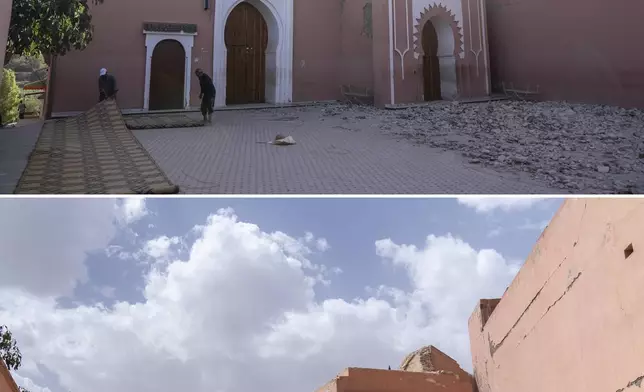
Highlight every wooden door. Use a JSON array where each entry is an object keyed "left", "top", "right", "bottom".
[
  {"left": 149, "top": 39, "right": 186, "bottom": 110},
  {"left": 422, "top": 21, "right": 442, "bottom": 101},
  {"left": 225, "top": 3, "right": 268, "bottom": 105}
]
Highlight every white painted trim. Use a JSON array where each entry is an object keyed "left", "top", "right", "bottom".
[
  {"left": 388, "top": 0, "right": 395, "bottom": 105},
  {"left": 479, "top": 0, "right": 490, "bottom": 95},
  {"left": 393, "top": 0, "right": 411, "bottom": 80},
  {"left": 467, "top": 0, "right": 481, "bottom": 77},
  {"left": 143, "top": 31, "right": 197, "bottom": 110},
  {"left": 212, "top": 0, "right": 293, "bottom": 107},
  {"left": 413, "top": 0, "right": 465, "bottom": 59}
]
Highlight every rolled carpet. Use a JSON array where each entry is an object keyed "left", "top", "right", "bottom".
[{"left": 14, "top": 99, "right": 180, "bottom": 194}]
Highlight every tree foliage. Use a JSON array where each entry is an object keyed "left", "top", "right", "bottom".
[
  {"left": 6, "top": 0, "right": 105, "bottom": 64},
  {"left": 23, "top": 95, "right": 42, "bottom": 116},
  {"left": 1, "top": 326, "right": 30, "bottom": 392},
  {"left": 0, "top": 325, "right": 22, "bottom": 371},
  {"left": 0, "top": 69, "right": 21, "bottom": 124},
  {"left": 6, "top": 55, "right": 47, "bottom": 74}
]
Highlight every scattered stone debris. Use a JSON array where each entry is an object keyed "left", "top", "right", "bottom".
[
  {"left": 312, "top": 100, "right": 644, "bottom": 193},
  {"left": 252, "top": 100, "right": 643, "bottom": 193}
]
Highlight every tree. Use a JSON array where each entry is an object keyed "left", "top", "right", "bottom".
[
  {"left": 0, "top": 325, "right": 22, "bottom": 371},
  {"left": 5, "top": 0, "right": 105, "bottom": 65},
  {"left": 0, "top": 69, "right": 21, "bottom": 124},
  {"left": 1, "top": 326, "right": 31, "bottom": 392}
]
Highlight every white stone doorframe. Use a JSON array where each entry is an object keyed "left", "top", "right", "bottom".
[
  {"left": 213, "top": 0, "right": 293, "bottom": 107},
  {"left": 143, "top": 30, "right": 197, "bottom": 110}
]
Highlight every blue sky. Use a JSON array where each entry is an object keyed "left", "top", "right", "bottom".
[{"left": 0, "top": 197, "right": 561, "bottom": 392}]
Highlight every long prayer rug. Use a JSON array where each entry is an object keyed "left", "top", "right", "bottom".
[{"left": 14, "top": 99, "right": 179, "bottom": 194}]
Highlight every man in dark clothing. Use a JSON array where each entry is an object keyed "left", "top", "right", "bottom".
[
  {"left": 18, "top": 100, "right": 26, "bottom": 119},
  {"left": 195, "top": 68, "right": 216, "bottom": 123},
  {"left": 98, "top": 68, "right": 118, "bottom": 102}
]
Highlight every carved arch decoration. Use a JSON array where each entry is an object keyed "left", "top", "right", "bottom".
[{"left": 412, "top": 3, "right": 464, "bottom": 59}]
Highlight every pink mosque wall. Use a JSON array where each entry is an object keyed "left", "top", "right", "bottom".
[
  {"left": 485, "top": 0, "right": 644, "bottom": 108},
  {"left": 469, "top": 199, "right": 644, "bottom": 392}
]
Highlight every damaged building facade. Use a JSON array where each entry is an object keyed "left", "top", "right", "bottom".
[
  {"left": 7, "top": 0, "right": 642, "bottom": 114},
  {"left": 47, "top": 0, "right": 491, "bottom": 115},
  {"left": 469, "top": 198, "right": 644, "bottom": 392},
  {"left": 318, "top": 198, "right": 644, "bottom": 392},
  {"left": 316, "top": 345, "right": 475, "bottom": 392}
]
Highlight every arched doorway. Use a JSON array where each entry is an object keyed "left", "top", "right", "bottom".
[
  {"left": 149, "top": 39, "right": 186, "bottom": 110},
  {"left": 422, "top": 21, "right": 441, "bottom": 101},
  {"left": 224, "top": 2, "right": 268, "bottom": 105}
]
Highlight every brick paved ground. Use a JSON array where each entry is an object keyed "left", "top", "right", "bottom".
[
  {"left": 0, "top": 120, "right": 41, "bottom": 194},
  {"left": 133, "top": 105, "right": 563, "bottom": 194}
]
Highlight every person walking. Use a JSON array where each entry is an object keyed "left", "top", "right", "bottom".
[
  {"left": 18, "top": 100, "right": 26, "bottom": 120},
  {"left": 195, "top": 68, "right": 216, "bottom": 123},
  {"left": 98, "top": 68, "right": 118, "bottom": 102}
]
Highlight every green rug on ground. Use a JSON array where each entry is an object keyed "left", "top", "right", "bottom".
[
  {"left": 14, "top": 99, "right": 180, "bottom": 194},
  {"left": 124, "top": 112, "right": 204, "bottom": 130}
]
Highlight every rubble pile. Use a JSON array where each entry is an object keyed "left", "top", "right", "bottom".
[{"left": 324, "top": 101, "right": 644, "bottom": 193}]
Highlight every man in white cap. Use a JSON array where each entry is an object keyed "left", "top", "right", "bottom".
[{"left": 98, "top": 68, "right": 118, "bottom": 102}]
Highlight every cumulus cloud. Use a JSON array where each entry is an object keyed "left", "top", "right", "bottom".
[
  {"left": 303, "top": 232, "right": 330, "bottom": 252},
  {"left": 0, "top": 207, "right": 518, "bottom": 392},
  {"left": 143, "top": 236, "right": 183, "bottom": 261},
  {"left": 457, "top": 197, "right": 546, "bottom": 213},
  {"left": 116, "top": 198, "right": 149, "bottom": 225}
]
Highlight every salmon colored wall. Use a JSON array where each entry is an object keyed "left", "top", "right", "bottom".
[
  {"left": 370, "top": 0, "right": 392, "bottom": 107},
  {"left": 486, "top": 0, "right": 644, "bottom": 108},
  {"left": 469, "top": 199, "right": 644, "bottom": 392},
  {"left": 427, "top": 346, "right": 472, "bottom": 380},
  {"left": 318, "top": 367, "right": 473, "bottom": 392},
  {"left": 339, "top": 0, "right": 375, "bottom": 101},
  {"left": 51, "top": 0, "right": 214, "bottom": 112},
  {"left": 292, "top": 0, "right": 342, "bottom": 102},
  {"left": 0, "top": 362, "right": 19, "bottom": 392}
]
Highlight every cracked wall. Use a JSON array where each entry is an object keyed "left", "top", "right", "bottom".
[{"left": 469, "top": 199, "right": 644, "bottom": 392}]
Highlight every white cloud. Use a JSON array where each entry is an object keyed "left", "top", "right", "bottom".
[
  {"left": 12, "top": 373, "right": 53, "bottom": 392},
  {"left": 457, "top": 197, "right": 545, "bottom": 213},
  {"left": 116, "top": 198, "right": 149, "bottom": 225},
  {"left": 303, "top": 232, "right": 330, "bottom": 252},
  {"left": 0, "top": 199, "right": 120, "bottom": 297},
  {"left": 143, "top": 236, "right": 182, "bottom": 261},
  {"left": 0, "top": 209, "right": 517, "bottom": 392},
  {"left": 316, "top": 238, "right": 330, "bottom": 252}
]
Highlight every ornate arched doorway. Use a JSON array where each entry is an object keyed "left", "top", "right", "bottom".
[
  {"left": 224, "top": 2, "right": 269, "bottom": 105},
  {"left": 422, "top": 21, "right": 441, "bottom": 101},
  {"left": 149, "top": 39, "right": 186, "bottom": 110}
]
